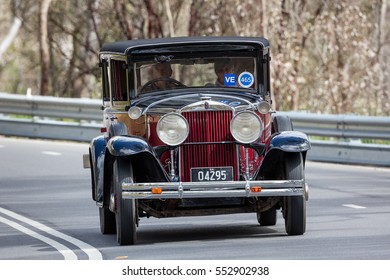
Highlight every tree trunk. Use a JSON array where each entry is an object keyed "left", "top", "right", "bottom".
[
  {"left": 261, "top": 0, "right": 267, "bottom": 37},
  {"left": 164, "top": 0, "right": 175, "bottom": 37},
  {"left": 144, "top": 0, "right": 164, "bottom": 38},
  {"left": 175, "top": 0, "right": 192, "bottom": 36},
  {"left": 0, "top": 17, "right": 22, "bottom": 61},
  {"left": 114, "top": 0, "right": 132, "bottom": 39},
  {"left": 377, "top": 0, "right": 388, "bottom": 115},
  {"left": 39, "top": 0, "right": 52, "bottom": 96}
]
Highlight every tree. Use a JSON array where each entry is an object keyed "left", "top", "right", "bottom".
[{"left": 303, "top": 2, "right": 377, "bottom": 114}]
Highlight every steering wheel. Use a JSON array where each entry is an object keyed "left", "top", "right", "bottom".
[{"left": 140, "top": 78, "right": 186, "bottom": 93}]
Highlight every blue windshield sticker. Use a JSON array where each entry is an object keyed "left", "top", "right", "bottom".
[
  {"left": 224, "top": 74, "right": 236, "bottom": 87},
  {"left": 238, "top": 72, "right": 254, "bottom": 88}
]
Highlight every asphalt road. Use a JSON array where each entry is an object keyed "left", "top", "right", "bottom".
[{"left": 0, "top": 136, "right": 389, "bottom": 260}]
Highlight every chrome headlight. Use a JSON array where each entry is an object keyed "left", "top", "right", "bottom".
[
  {"left": 128, "top": 106, "right": 142, "bottom": 120},
  {"left": 157, "top": 113, "right": 189, "bottom": 146},
  {"left": 257, "top": 101, "right": 271, "bottom": 114},
  {"left": 230, "top": 111, "right": 262, "bottom": 143}
]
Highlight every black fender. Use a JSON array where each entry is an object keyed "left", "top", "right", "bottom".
[
  {"left": 102, "top": 135, "right": 169, "bottom": 208},
  {"left": 89, "top": 135, "right": 106, "bottom": 204},
  {"left": 256, "top": 131, "right": 310, "bottom": 180},
  {"left": 269, "top": 131, "right": 310, "bottom": 152},
  {"left": 106, "top": 135, "right": 153, "bottom": 157}
]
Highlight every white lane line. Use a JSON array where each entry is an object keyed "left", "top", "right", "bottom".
[
  {"left": 0, "top": 207, "right": 102, "bottom": 260},
  {"left": 343, "top": 204, "right": 367, "bottom": 209},
  {"left": 42, "top": 151, "right": 62, "bottom": 156},
  {"left": 0, "top": 216, "right": 77, "bottom": 260}
]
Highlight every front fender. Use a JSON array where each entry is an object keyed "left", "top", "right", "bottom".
[
  {"left": 269, "top": 131, "right": 311, "bottom": 152},
  {"left": 255, "top": 131, "right": 310, "bottom": 180},
  {"left": 89, "top": 135, "right": 106, "bottom": 203},
  {"left": 105, "top": 135, "right": 168, "bottom": 182},
  {"left": 107, "top": 135, "right": 154, "bottom": 157},
  {"left": 102, "top": 136, "right": 169, "bottom": 208}
]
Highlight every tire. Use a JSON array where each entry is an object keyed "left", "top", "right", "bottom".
[
  {"left": 284, "top": 153, "right": 306, "bottom": 235},
  {"left": 99, "top": 207, "right": 116, "bottom": 234},
  {"left": 114, "top": 158, "right": 137, "bottom": 245},
  {"left": 257, "top": 209, "right": 277, "bottom": 226}
]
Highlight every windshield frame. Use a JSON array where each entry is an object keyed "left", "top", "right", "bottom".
[{"left": 128, "top": 48, "right": 263, "bottom": 99}]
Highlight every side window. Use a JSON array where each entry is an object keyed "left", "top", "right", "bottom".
[
  {"left": 111, "top": 60, "right": 128, "bottom": 102},
  {"left": 101, "top": 59, "right": 110, "bottom": 103}
]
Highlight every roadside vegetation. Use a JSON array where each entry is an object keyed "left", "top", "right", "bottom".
[{"left": 0, "top": 0, "right": 389, "bottom": 116}]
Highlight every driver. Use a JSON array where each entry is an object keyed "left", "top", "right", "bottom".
[
  {"left": 214, "top": 58, "right": 235, "bottom": 86},
  {"left": 143, "top": 63, "right": 174, "bottom": 91},
  {"left": 150, "top": 63, "right": 172, "bottom": 81}
]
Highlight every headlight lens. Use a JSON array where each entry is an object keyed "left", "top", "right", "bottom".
[
  {"left": 230, "top": 111, "right": 262, "bottom": 143},
  {"left": 257, "top": 101, "right": 271, "bottom": 114},
  {"left": 128, "top": 106, "right": 142, "bottom": 120},
  {"left": 157, "top": 113, "right": 189, "bottom": 146}
]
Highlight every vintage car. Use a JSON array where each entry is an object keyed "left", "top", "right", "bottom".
[{"left": 84, "top": 36, "right": 310, "bottom": 245}]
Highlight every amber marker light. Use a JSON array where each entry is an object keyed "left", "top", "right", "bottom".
[
  {"left": 151, "top": 187, "right": 163, "bottom": 194},
  {"left": 250, "top": 186, "right": 262, "bottom": 193}
]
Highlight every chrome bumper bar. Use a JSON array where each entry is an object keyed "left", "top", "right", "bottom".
[{"left": 121, "top": 179, "right": 307, "bottom": 199}]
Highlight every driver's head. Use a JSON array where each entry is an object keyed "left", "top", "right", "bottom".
[
  {"left": 150, "top": 63, "right": 172, "bottom": 79},
  {"left": 214, "top": 58, "right": 234, "bottom": 84}
]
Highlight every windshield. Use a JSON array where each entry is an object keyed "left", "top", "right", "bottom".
[{"left": 134, "top": 57, "right": 257, "bottom": 96}]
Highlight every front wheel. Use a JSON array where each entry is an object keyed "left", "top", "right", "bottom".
[
  {"left": 284, "top": 153, "right": 306, "bottom": 235},
  {"left": 114, "top": 158, "right": 137, "bottom": 245}
]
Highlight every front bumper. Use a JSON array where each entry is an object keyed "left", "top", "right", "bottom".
[{"left": 121, "top": 179, "right": 308, "bottom": 199}]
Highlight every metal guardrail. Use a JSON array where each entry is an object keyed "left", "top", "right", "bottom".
[
  {"left": 277, "top": 111, "right": 390, "bottom": 140},
  {"left": 0, "top": 92, "right": 102, "bottom": 120},
  {"left": 0, "top": 92, "right": 102, "bottom": 142},
  {"left": 1, "top": 92, "right": 389, "bottom": 167}
]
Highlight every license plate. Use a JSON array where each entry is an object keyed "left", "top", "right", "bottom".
[{"left": 190, "top": 167, "right": 233, "bottom": 182}]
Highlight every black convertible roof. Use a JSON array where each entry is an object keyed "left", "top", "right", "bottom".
[{"left": 100, "top": 36, "right": 269, "bottom": 55}]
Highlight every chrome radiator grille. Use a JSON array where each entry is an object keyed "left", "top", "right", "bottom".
[{"left": 180, "top": 111, "right": 238, "bottom": 182}]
